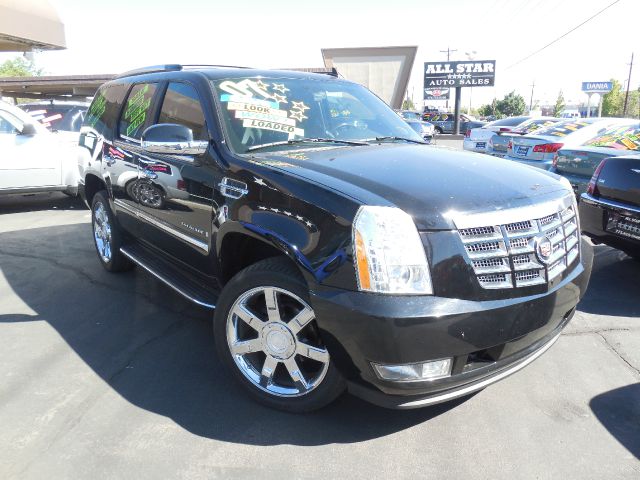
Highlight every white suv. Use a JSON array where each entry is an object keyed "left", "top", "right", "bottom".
[{"left": 0, "top": 100, "right": 80, "bottom": 197}]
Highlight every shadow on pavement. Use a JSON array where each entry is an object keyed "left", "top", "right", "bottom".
[
  {"left": 590, "top": 383, "right": 640, "bottom": 459},
  {"left": 0, "top": 223, "right": 465, "bottom": 445},
  {"left": 577, "top": 245, "right": 640, "bottom": 318},
  {"left": 0, "top": 192, "right": 85, "bottom": 214}
]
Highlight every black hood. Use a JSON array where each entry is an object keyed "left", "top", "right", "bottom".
[{"left": 255, "top": 144, "right": 571, "bottom": 230}]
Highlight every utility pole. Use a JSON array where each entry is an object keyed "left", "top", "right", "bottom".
[
  {"left": 623, "top": 52, "right": 634, "bottom": 116},
  {"left": 439, "top": 47, "right": 457, "bottom": 110},
  {"left": 529, "top": 80, "right": 535, "bottom": 113}
]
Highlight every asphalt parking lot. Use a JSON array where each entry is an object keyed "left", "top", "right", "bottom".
[{"left": 1, "top": 193, "right": 638, "bottom": 480}]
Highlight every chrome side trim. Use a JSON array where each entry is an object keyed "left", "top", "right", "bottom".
[
  {"left": 120, "top": 247, "right": 216, "bottom": 309},
  {"left": 114, "top": 199, "right": 209, "bottom": 252},
  {"left": 581, "top": 192, "right": 640, "bottom": 214},
  {"left": 451, "top": 195, "right": 573, "bottom": 230},
  {"left": 396, "top": 331, "right": 562, "bottom": 409}
]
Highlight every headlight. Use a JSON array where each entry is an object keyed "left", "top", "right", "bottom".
[{"left": 353, "top": 206, "right": 433, "bottom": 294}]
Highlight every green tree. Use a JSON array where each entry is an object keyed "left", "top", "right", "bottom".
[
  {"left": 0, "top": 57, "right": 42, "bottom": 77},
  {"left": 553, "top": 90, "right": 565, "bottom": 117},
  {"left": 601, "top": 79, "right": 624, "bottom": 117},
  {"left": 495, "top": 91, "right": 526, "bottom": 117},
  {"left": 402, "top": 98, "right": 416, "bottom": 110}
]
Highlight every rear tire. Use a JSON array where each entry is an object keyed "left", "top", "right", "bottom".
[
  {"left": 91, "top": 190, "right": 133, "bottom": 272},
  {"left": 214, "top": 257, "right": 346, "bottom": 412}
]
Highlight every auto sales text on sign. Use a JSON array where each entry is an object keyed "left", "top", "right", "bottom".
[{"left": 424, "top": 61, "right": 496, "bottom": 89}]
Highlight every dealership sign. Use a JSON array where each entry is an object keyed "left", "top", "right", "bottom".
[
  {"left": 581, "top": 81, "right": 613, "bottom": 93},
  {"left": 424, "top": 60, "right": 496, "bottom": 91},
  {"left": 424, "top": 88, "right": 450, "bottom": 101}
]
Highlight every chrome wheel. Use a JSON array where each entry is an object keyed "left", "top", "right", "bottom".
[
  {"left": 135, "top": 181, "right": 163, "bottom": 208},
  {"left": 226, "top": 286, "right": 330, "bottom": 397},
  {"left": 93, "top": 201, "right": 112, "bottom": 263}
]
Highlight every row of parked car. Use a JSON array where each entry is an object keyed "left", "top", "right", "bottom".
[{"left": 462, "top": 114, "right": 640, "bottom": 259}]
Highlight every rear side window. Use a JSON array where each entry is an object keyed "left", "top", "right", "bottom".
[
  {"left": 534, "top": 120, "right": 593, "bottom": 137},
  {"left": 119, "top": 83, "right": 158, "bottom": 140},
  {"left": 157, "top": 82, "right": 207, "bottom": 140},
  {"left": 583, "top": 124, "right": 640, "bottom": 150},
  {"left": 85, "top": 83, "right": 129, "bottom": 138},
  {"left": 488, "top": 116, "right": 528, "bottom": 127}
]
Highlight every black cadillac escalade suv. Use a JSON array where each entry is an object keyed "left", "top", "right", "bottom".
[{"left": 78, "top": 65, "right": 593, "bottom": 412}]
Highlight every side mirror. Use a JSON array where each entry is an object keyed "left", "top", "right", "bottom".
[
  {"left": 20, "top": 123, "right": 38, "bottom": 136},
  {"left": 141, "top": 123, "right": 208, "bottom": 156}
]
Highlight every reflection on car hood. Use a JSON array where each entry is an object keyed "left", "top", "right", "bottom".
[{"left": 256, "top": 143, "right": 570, "bottom": 230}]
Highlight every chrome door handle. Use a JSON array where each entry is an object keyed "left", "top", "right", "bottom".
[
  {"left": 141, "top": 169, "right": 158, "bottom": 180},
  {"left": 104, "top": 156, "right": 116, "bottom": 166}
]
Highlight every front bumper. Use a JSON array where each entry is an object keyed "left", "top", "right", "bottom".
[
  {"left": 310, "top": 243, "right": 592, "bottom": 409},
  {"left": 580, "top": 192, "right": 640, "bottom": 254}
]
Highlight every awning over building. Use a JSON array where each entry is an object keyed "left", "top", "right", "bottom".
[
  {"left": 0, "top": 0, "right": 66, "bottom": 51},
  {"left": 0, "top": 74, "right": 113, "bottom": 100},
  {"left": 322, "top": 46, "right": 417, "bottom": 109}
]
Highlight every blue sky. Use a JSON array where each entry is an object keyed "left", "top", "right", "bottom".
[{"left": 2, "top": 0, "right": 638, "bottom": 108}]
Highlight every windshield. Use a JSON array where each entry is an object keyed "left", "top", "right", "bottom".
[
  {"left": 515, "top": 118, "right": 560, "bottom": 134},
  {"left": 583, "top": 123, "right": 640, "bottom": 150},
  {"left": 210, "top": 76, "right": 422, "bottom": 154},
  {"left": 532, "top": 119, "right": 595, "bottom": 137}
]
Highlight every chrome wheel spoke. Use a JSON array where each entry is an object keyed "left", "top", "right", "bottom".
[
  {"left": 289, "top": 307, "right": 314, "bottom": 334},
  {"left": 260, "top": 355, "right": 278, "bottom": 387},
  {"left": 233, "top": 304, "right": 265, "bottom": 331},
  {"left": 296, "top": 342, "right": 330, "bottom": 364},
  {"left": 264, "top": 287, "right": 281, "bottom": 322},
  {"left": 284, "top": 358, "right": 309, "bottom": 392},
  {"left": 230, "top": 338, "right": 262, "bottom": 356}
]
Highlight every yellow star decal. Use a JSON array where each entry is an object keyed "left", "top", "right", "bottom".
[
  {"left": 290, "top": 110, "right": 308, "bottom": 122},
  {"left": 272, "top": 83, "right": 289, "bottom": 94},
  {"left": 271, "top": 93, "right": 287, "bottom": 104},
  {"left": 255, "top": 79, "right": 269, "bottom": 91},
  {"left": 291, "top": 101, "right": 310, "bottom": 113}
]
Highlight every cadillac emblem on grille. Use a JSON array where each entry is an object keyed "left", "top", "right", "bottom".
[
  {"left": 535, "top": 236, "right": 553, "bottom": 264},
  {"left": 453, "top": 196, "right": 581, "bottom": 290}
]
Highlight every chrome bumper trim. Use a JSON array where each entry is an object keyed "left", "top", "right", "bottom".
[{"left": 395, "top": 331, "right": 562, "bottom": 409}]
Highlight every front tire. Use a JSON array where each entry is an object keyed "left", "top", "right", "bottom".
[
  {"left": 214, "top": 257, "right": 346, "bottom": 412},
  {"left": 91, "top": 190, "right": 133, "bottom": 272}
]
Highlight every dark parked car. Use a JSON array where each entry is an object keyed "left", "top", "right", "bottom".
[
  {"left": 426, "top": 113, "right": 484, "bottom": 134},
  {"left": 579, "top": 154, "right": 640, "bottom": 260},
  {"left": 78, "top": 64, "right": 592, "bottom": 412},
  {"left": 553, "top": 122, "right": 640, "bottom": 196}
]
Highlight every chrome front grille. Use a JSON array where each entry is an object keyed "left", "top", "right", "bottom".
[{"left": 455, "top": 196, "right": 581, "bottom": 290}]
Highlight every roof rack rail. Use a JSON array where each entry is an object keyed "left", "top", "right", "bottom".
[
  {"left": 181, "top": 64, "right": 251, "bottom": 70},
  {"left": 115, "top": 64, "right": 182, "bottom": 79}
]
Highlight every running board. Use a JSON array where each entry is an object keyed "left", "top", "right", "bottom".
[{"left": 120, "top": 244, "right": 217, "bottom": 309}]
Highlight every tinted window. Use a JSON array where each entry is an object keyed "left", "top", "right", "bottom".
[
  {"left": 85, "top": 83, "right": 129, "bottom": 138},
  {"left": 583, "top": 123, "right": 640, "bottom": 150},
  {"left": 516, "top": 118, "right": 559, "bottom": 134},
  {"left": 157, "top": 82, "right": 207, "bottom": 140},
  {"left": 487, "top": 116, "right": 529, "bottom": 127},
  {"left": 22, "top": 105, "right": 87, "bottom": 132},
  {"left": 119, "top": 83, "right": 158, "bottom": 140},
  {"left": 0, "top": 110, "right": 23, "bottom": 133}
]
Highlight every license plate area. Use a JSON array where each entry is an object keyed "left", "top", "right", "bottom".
[
  {"left": 515, "top": 145, "right": 529, "bottom": 156},
  {"left": 606, "top": 212, "right": 640, "bottom": 241},
  {"left": 475, "top": 142, "right": 486, "bottom": 149}
]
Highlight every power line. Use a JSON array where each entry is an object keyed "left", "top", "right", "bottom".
[{"left": 506, "top": 0, "right": 622, "bottom": 70}]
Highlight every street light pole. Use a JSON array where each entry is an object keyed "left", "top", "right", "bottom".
[{"left": 439, "top": 47, "right": 457, "bottom": 110}]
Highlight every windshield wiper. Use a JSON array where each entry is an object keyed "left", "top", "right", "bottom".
[
  {"left": 363, "top": 136, "right": 427, "bottom": 145},
  {"left": 246, "top": 137, "right": 368, "bottom": 152}
]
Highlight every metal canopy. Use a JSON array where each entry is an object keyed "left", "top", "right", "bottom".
[
  {"left": 0, "top": 74, "right": 114, "bottom": 100},
  {"left": 322, "top": 46, "right": 418, "bottom": 109},
  {"left": 0, "top": 0, "right": 66, "bottom": 51}
]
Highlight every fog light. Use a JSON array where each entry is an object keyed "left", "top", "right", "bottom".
[{"left": 372, "top": 358, "right": 452, "bottom": 382}]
